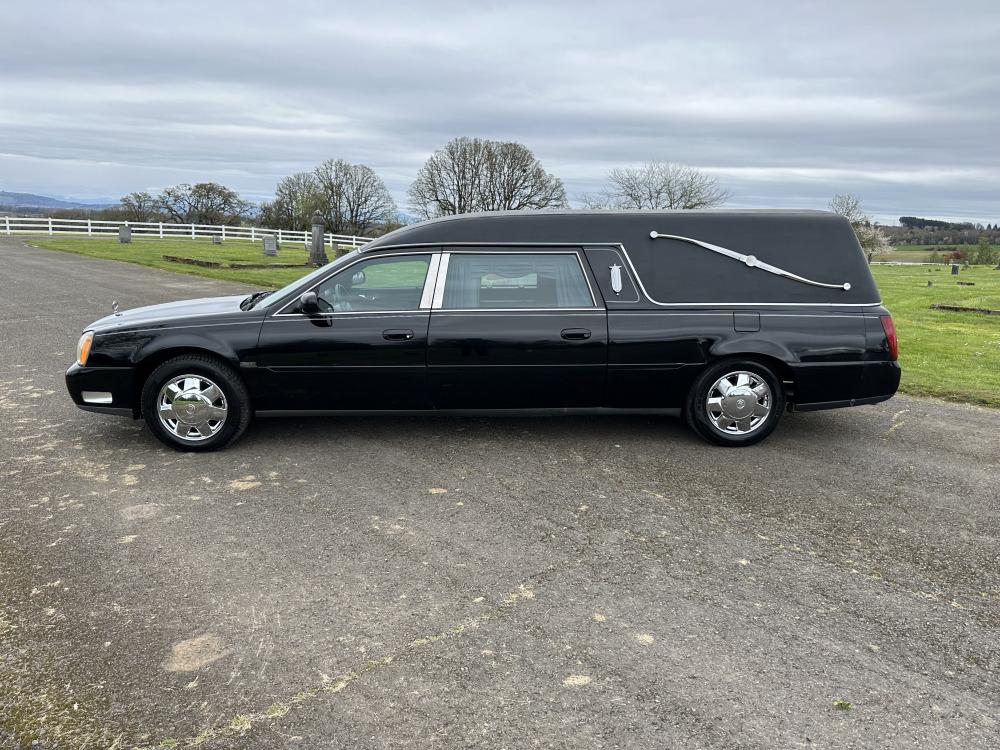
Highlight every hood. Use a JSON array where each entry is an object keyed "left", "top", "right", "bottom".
[{"left": 88, "top": 295, "right": 251, "bottom": 332}]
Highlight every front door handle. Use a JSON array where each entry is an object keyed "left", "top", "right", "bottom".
[
  {"left": 561, "top": 328, "right": 592, "bottom": 340},
  {"left": 382, "top": 329, "right": 415, "bottom": 341}
]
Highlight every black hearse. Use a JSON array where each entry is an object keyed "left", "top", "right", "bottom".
[{"left": 66, "top": 210, "right": 900, "bottom": 450}]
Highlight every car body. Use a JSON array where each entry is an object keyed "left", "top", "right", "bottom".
[{"left": 66, "top": 209, "right": 901, "bottom": 450}]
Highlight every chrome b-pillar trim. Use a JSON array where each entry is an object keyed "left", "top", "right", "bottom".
[
  {"left": 419, "top": 253, "right": 441, "bottom": 309},
  {"left": 649, "top": 231, "right": 851, "bottom": 291}
]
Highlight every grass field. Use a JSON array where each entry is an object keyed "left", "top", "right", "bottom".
[
  {"left": 23, "top": 236, "right": 1000, "bottom": 408},
  {"left": 884, "top": 244, "right": 1000, "bottom": 263},
  {"left": 871, "top": 264, "right": 1000, "bottom": 408},
  {"left": 27, "top": 236, "right": 347, "bottom": 288}
]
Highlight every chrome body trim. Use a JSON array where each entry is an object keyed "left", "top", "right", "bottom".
[
  {"left": 419, "top": 253, "right": 441, "bottom": 309},
  {"left": 431, "top": 252, "right": 450, "bottom": 309},
  {"left": 360, "top": 241, "right": 882, "bottom": 307},
  {"left": 255, "top": 407, "right": 683, "bottom": 417},
  {"left": 430, "top": 249, "right": 600, "bottom": 311},
  {"left": 81, "top": 390, "right": 113, "bottom": 404},
  {"left": 649, "top": 231, "right": 852, "bottom": 291}
]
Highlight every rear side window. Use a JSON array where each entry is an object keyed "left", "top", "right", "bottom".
[{"left": 441, "top": 253, "right": 593, "bottom": 309}]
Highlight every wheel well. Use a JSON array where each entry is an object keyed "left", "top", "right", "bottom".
[
  {"left": 712, "top": 353, "right": 797, "bottom": 402},
  {"left": 132, "top": 348, "right": 236, "bottom": 415}
]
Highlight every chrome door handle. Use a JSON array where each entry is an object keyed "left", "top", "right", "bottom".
[
  {"left": 382, "top": 329, "right": 414, "bottom": 341},
  {"left": 561, "top": 328, "right": 592, "bottom": 340}
]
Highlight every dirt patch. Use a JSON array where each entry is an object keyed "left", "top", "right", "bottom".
[{"left": 161, "top": 634, "right": 232, "bottom": 672}]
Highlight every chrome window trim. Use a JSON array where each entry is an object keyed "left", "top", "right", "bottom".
[
  {"left": 272, "top": 251, "right": 439, "bottom": 318},
  {"left": 419, "top": 253, "right": 441, "bottom": 309},
  {"left": 431, "top": 252, "right": 450, "bottom": 309},
  {"left": 431, "top": 248, "right": 600, "bottom": 311},
  {"left": 266, "top": 312, "right": 430, "bottom": 322},
  {"left": 362, "top": 241, "right": 883, "bottom": 308},
  {"left": 432, "top": 309, "right": 606, "bottom": 314}
]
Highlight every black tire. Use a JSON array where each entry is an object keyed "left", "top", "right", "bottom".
[
  {"left": 684, "top": 358, "right": 785, "bottom": 447},
  {"left": 140, "top": 354, "right": 252, "bottom": 452}
]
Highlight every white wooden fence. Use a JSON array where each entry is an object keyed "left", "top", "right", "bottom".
[{"left": 1, "top": 216, "right": 373, "bottom": 249}]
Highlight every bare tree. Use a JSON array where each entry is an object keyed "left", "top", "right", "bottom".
[
  {"left": 408, "top": 137, "right": 567, "bottom": 219},
  {"left": 829, "top": 193, "right": 890, "bottom": 263},
  {"left": 156, "top": 183, "right": 253, "bottom": 225},
  {"left": 582, "top": 162, "right": 729, "bottom": 210},
  {"left": 259, "top": 172, "right": 324, "bottom": 231},
  {"left": 312, "top": 159, "right": 396, "bottom": 235},
  {"left": 119, "top": 191, "right": 159, "bottom": 222}
]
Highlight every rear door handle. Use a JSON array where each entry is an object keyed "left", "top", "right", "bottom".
[
  {"left": 561, "top": 328, "right": 592, "bottom": 340},
  {"left": 382, "top": 329, "right": 414, "bottom": 341}
]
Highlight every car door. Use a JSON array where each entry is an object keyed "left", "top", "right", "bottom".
[
  {"left": 254, "top": 252, "right": 438, "bottom": 412},
  {"left": 584, "top": 245, "right": 707, "bottom": 408},
  {"left": 427, "top": 249, "right": 608, "bottom": 409}
]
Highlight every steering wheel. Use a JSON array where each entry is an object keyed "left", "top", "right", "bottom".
[{"left": 332, "top": 283, "right": 353, "bottom": 312}]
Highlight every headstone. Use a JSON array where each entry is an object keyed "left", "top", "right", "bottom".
[
  {"left": 309, "top": 211, "right": 329, "bottom": 266},
  {"left": 212, "top": 235, "right": 223, "bottom": 245},
  {"left": 262, "top": 235, "right": 278, "bottom": 257},
  {"left": 950, "top": 264, "right": 959, "bottom": 275},
  {"left": 118, "top": 226, "right": 131, "bottom": 244}
]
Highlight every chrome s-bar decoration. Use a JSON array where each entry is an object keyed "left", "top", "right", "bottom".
[{"left": 649, "top": 231, "right": 851, "bottom": 291}]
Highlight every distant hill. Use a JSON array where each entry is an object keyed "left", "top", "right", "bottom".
[{"left": 0, "top": 191, "right": 115, "bottom": 209}]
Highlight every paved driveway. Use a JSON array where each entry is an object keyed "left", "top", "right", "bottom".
[{"left": 1, "top": 237, "right": 998, "bottom": 749}]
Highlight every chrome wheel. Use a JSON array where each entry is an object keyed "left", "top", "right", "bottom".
[
  {"left": 705, "top": 370, "right": 771, "bottom": 436},
  {"left": 157, "top": 374, "right": 228, "bottom": 442}
]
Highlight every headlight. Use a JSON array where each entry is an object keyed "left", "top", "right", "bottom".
[{"left": 76, "top": 331, "right": 94, "bottom": 366}]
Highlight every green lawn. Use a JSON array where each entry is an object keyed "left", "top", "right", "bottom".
[
  {"left": 871, "top": 264, "right": 1000, "bottom": 408},
  {"left": 886, "top": 244, "right": 1000, "bottom": 263},
  {"left": 27, "top": 236, "right": 344, "bottom": 288},
  {"left": 22, "top": 236, "right": 1000, "bottom": 408}
]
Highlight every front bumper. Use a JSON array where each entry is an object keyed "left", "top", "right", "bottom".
[{"left": 65, "top": 364, "right": 137, "bottom": 417}]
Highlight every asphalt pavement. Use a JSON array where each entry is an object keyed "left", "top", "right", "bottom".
[{"left": 1, "top": 237, "right": 998, "bottom": 749}]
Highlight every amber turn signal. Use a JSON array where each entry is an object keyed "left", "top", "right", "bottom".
[{"left": 76, "top": 331, "right": 94, "bottom": 366}]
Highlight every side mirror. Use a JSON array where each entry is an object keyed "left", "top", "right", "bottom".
[
  {"left": 351, "top": 270, "right": 366, "bottom": 286},
  {"left": 299, "top": 291, "right": 320, "bottom": 314}
]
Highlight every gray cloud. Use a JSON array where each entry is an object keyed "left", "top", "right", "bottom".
[{"left": 1, "top": 0, "right": 998, "bottom": 223}]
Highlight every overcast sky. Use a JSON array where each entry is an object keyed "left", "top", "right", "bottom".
[{"left": 2, "top": 0, "right": 997, "bottom": 224}]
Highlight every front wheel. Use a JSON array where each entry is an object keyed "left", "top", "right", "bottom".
[
  {"left": 140, "top": 355, "right": 252, "bottom": 451},
  {"left": 685, "top": 359, "right": 785, "bottom": 447}
]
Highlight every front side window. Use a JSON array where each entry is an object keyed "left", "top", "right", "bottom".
[
  {"left": 315, "top": 254, "right": 432, "bottom": 312},
  {"left": 441, "top": 253, "right": 593, "bottom": 309}
]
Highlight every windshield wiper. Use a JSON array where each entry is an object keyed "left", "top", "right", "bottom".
[{"left": 241, "top": 291, "right": 272, "bottom": 310}]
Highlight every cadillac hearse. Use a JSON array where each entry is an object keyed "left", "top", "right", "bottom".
[{"left": 66, "top": 210, "right": 901, "bottom": 450}]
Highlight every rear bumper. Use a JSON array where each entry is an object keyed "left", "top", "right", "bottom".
[
  {"left": 792, "top": 360, "right": 901, "bottom": 411},
  {"left": 65, "top": 364, "right": 137, "bottom": 417},
  {"left": 792, "top": 393, "right": 895, "bottom": 412}
]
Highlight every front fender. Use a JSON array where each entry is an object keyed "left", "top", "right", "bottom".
[{"left": 88, "top": 317, "right": 264, "bottom": 369}]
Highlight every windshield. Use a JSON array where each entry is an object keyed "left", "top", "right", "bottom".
[{"left": 251, "top": 249, "right": 364, "bottom": 309}]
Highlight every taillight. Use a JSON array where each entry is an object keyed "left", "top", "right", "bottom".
[{"left": 880, "top": 315, "right": 898, "bottom": 361}]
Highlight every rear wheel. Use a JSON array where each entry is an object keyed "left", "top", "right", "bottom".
[
  {"left": 140, "top": 355, "right": 251, "bottom": 451},
  {"left": 685, "top": 359, "right": 785, "bottom": 447}
]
